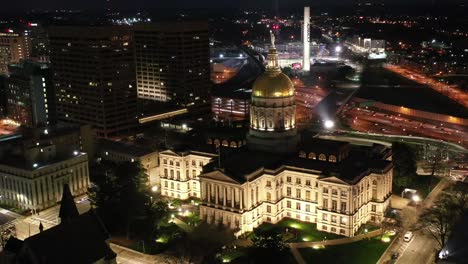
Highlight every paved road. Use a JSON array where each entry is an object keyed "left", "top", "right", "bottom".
[
  {"left": 111, "top": 243, "right": 178, "bottom": 264},
  {"left": 379, "top": 179, "right": 451, "bottom": 264},
  {"left": 396, "top": 231, "right": 437, "bottom": 264}
]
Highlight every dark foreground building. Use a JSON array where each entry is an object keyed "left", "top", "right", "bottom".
[{"left": 0, "top": 185, "right": 116, "bottom": 264}]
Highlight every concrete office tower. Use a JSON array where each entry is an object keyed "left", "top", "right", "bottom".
[
  {"left": 303, "top": 7, "right": 311, "bottom": 72},
  {"left": 48, "top": 26, "right": 137, "bottom": 138},
  {"left": 5, "top": 60, "right": 56, "bottom": 127},
  {"left": 133, "top": 21, "right": 210, "bottom": 106}
]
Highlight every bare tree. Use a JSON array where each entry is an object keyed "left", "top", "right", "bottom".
[
  {"left": 444, "top": 183, "right": 468, "bottom": 215},
  {"left": 426, "top": 145, "right": 448, "bottom": 177},
  {"left": 418, "top": 199, "right": 456, "bottom": 250}
]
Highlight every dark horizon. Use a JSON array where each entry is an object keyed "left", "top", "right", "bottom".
[{"left": 2, "top": 0, "right": 467, "bottom": 11}]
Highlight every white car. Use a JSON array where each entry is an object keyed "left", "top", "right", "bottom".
[{"left": 403, "top": 231, "right": 414, "bottom": 242}]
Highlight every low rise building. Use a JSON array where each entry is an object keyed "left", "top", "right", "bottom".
[
  {"left": 0, "top": 139, "right": 90, "bottom": 211},
  {"left": 98, "top": 139, "right": 159, "bottom": 185}
]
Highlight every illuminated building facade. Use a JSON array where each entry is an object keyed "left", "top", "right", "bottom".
[
  {"left": 198, "top": 141, "right": 392, "bottom": 237},
  {"left": 5, "top": 60, "right": 56, "bottom": 127},
  {"left": 0, "top": 139, "right": 90, "bottom": 211},
  {"left": 160, "top": 35, "right": 393, "bottom": 238},
  {"left": 134, "top": 21, "right": 210, "bottom": 106},
  {"left": 48, "top": 26, "right": 137, "bottom": 138},
  {"left": 159, "top": 148, "right": 216, "bottom": 200},
  {"left": 0, "top": 31, "right": 31, "bottom": 75}
]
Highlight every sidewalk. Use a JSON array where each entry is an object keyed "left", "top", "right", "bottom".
[{"left": 288, "top": 229, "right": 382, "bottom": 249}]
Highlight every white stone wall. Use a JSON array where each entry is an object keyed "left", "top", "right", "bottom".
[
  {"left": 159, "top": 151, "right": 214, "bottom": 200},
  {"left": 0, "top": 154, "right": 90, "bottom": 211},
  {"left": 199, "top": 166, "right": 393, "bottom": 237}
]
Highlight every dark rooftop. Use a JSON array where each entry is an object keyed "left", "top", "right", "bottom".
[
  {"left": 212, "top": 87, "right": 251, "bottom": 100},
  {"left": 99, "top": 139, "right": 155, "bottom": 157},
  {"left": 205, "top": 140, "right": 392, "bottom": 185},
  {"left": 358, "top": 67, "right": 468, "bottom": 118},
  {"left": 20, "top": 210, "right": 115, "bottom": 264}
]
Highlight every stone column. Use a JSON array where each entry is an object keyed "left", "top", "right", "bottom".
[{"left": 223, "top": 187, "right": 227, "bottom": 206}]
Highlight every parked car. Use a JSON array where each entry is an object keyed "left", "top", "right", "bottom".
[
  {"left": 391, "top": 252, "right": 400, "bottom": 259},
  {"left": 403, "top": 231, "right": 414, "bottom": 242}
]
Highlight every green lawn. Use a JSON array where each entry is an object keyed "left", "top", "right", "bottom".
[
  {"left": 253, "top": 218, "right": 344, "bottom": 243},
  {"left": 298, "top": 236, "right": 393, "bottom": 264}
]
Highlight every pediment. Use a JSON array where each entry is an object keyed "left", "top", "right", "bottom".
[{"left": 199, "top": 170, "right": 241, "bottom": 184}]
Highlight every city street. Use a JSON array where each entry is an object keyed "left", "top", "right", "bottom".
[
  {"left": 13, "top": 196, "right": 91, "bottom": 240},
  {"left": 379, "top": 179, "right": 452, "bottom": 264}
]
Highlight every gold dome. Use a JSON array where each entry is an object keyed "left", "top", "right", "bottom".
[{"left": 252, "top": 72, "right": 294, "bottom": 98}]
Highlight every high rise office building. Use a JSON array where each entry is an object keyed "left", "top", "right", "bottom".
[
  {"left": 48, "top": 26, "right": 137, "bottom": 138},
  {"left": 0, "top": 30, "right": 31, "bottom": 75},
  {"left": 134, "top": 21, "right": 211, "bottom": 106},
  {"left": 5, "top": 60, "right": 55, "bottom": 127}
]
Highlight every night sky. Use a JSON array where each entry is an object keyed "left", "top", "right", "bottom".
[{"left": 3, "top": 0, "right": 465, "bottom": 10}]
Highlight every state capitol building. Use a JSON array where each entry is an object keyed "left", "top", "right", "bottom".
[{"left": 159, "top": 36, "right": 393, "bottom": 237}]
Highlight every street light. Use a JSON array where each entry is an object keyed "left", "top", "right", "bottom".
[
  {"left": 151, "top": 186, "right": 158, "bottom": 192},
  {"left": 412, "top": 194, "right": 421, "bottom": 203},
  {"left": 324, "top": 120, "right": 335, "bottom": 129},
  {"left": 335, "top": 46, "right": 342, "bottom": 53}
]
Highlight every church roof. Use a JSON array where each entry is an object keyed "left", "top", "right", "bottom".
[
  {"left": 18, "top": 210, "right": 114, "bottom": 264},
  {"left": 58, "top": 184, "right": 79, "bottom": 223}
]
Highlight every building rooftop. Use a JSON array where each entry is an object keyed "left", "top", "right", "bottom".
[
  {"left": 212, "top": 87, "right": 252, "bottom": 100},
  {"left": 203, "top": 139, "right": 392, "bottom": 185},
  {"left": 98, "top": 139, "right": 155, "bottom": 157},
  {"left": 0, "top": 151, "right": 86, "bottom": 171},
  {"left": 358, "top": 67, "right": 468, "bottom": 118}
]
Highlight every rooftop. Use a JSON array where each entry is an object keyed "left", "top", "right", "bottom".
[
  {"left": 358, "top": 67, "right": 468, "bottom": 118},
  {"left": 203, "top": 140, "right": 392, "bottom": 185},
  {"left": 99, "top": 139, "right": 155, "bottom": 157}
]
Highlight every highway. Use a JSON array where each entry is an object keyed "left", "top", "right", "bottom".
[
  {"left": 342, "top": 106, "right": 468, "bottom": 148},
  {"left": 385, "top": 65, "right": 468, "bottom": 109}
]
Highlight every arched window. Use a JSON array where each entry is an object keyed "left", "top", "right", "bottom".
[
  {"left": 213, "top": 139, "right": 220, "bottom": 147},
  {"left": 372, "top": 180, "right": 377, "bottom": 186},
  {"left": 319, "top": 154, "right": 327, "bottom": 161},
  {"left": 207, "top": 138, "right": 213, "bottom": 144},
  {"left": 329, "top": 155, "right": 337, "bottom": 163},
  {"left": 261, "top": 119, "right": 265, "bottom": 128},
  {"left": 299, "top": 151, "right": 306, "bottom": 158},
  {"left": 308, "top": 152, "right": 316, "bottom": 159},
  {"left": 230, "top": 141, "right": 237, "bottom": 148},
  {"left": 222, "top": 140, "right": 229, "bottom": 147}
]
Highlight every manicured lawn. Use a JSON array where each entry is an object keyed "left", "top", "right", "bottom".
[
  {"left": 219, "top": 247, "right": 249, "bottom": 263},
  {"left": 298, "top": 236, "right": 393, "bottom": 264},
  {"left": 253, "top": 218, "right": 344, "bottom": 243}
]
